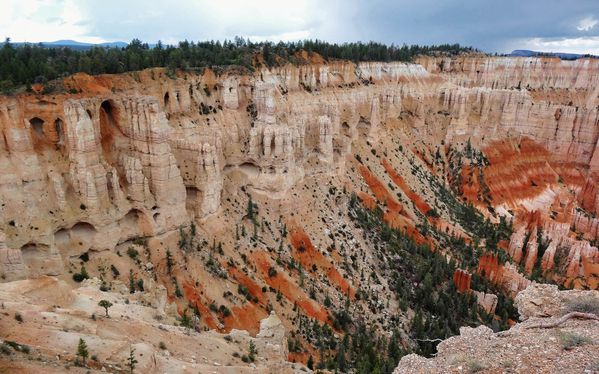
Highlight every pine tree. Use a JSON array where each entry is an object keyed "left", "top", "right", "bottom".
[
  {"left": 165, "top": 249, "right": 174, "bottom": 273},
  {"left": 129, "top": 269, "right": 135, "bottom": 294},
  {"left": 248, "top": 341, "right": 257, "bottom": 362},
  {"left": 76, "top": 338, "right": 89, "bottom": 365},
  {"left": 80, "top": 265, "right": 89, "bottom": 279},
  {"left": 247, "top": 195, "right": 254, "bottom": 221},
  {"left": 127, "top": 345, "right": 138, "bottom": 374}
]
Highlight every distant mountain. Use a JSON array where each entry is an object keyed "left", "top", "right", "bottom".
[
  {"left": 509, "top": 49, "right": 596, "bottom": 60},
  {"left": 13, "top": 40, "right": 128, "bottom": 50}
]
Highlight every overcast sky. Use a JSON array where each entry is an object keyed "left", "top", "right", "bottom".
[{"left": 2, "top": 0, "right": 599, "bottom": 54}]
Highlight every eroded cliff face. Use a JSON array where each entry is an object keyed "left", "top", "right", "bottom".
[
  {"left": 0, "top": 59, "right": 429, "bottom": 280},
  {"left": 0, "top": 54, "right": 598, "bottom": 370}
]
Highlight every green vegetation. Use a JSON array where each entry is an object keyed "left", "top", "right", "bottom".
[
  {"left": 558, "top": 331, "right": 593, "bottom": 350},
  {"left": 72, "top": 264, "right": 90, "bottom": 282},
  {"left": 76, "top": 338, "right": 89, "bottom": 366},
  {"left": 127, "top": 345, "right": 138, "bottom": 373},
  {"left": 98, "top": 299, "right": 113, "bottom": 317},
  {"left": 564, "top": 297, "right": 599, "bottom": 315},
  {"left": 0, "top": 37, "right": 474, "bottom": 93}
]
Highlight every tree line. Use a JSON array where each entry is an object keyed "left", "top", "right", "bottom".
[{"left": 0, "top": 37, "right": 475, "bottom": 93}]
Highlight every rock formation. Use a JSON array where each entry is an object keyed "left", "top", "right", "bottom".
[
  {"left": 394, "top": 283, "right": 599, "bottom": 373},
  {"left": 1, "top": 53, "right": 599, "bottom": 371}
]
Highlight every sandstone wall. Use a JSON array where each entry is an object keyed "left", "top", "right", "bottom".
[{"left": 1, "top": 56, "right": 598, "bottom": 285}]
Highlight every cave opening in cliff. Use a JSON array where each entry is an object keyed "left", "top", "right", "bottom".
[
  {"left": 341, "top": 121, "right": 351, "bottom": 137},
  {"left": 29, "top": 117, "right": 44, "bottom": 137},
  {"left": 99, "top": 100, "right": 122, "bottom": 165},
  {"left": 54, "top": 118, "right": 64, "bottom": 145},
  {"left": 239, "top": 162, "right": 260, "bottom": 178},
  {"left": 119, "top": 208, "right": 150, "bottom": 240},
  {"left": 185, "top": 186, "right": 201, "bottom": 217},
  {"left": 164, "top": 92, "right": 170, "bottom": 108},
  {"left": 21, "top": 242, "right": 50, "bottom": 275},
  {"left": 71, "top": 222, "right": 97, "bottom": 237}
]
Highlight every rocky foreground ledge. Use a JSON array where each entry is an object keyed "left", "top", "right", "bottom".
[{"left": 394, "top": 283, "right": 599, "bottom": 374}]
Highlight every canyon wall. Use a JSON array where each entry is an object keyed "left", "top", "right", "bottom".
[{"left": 0, "top": 54, "right": 598, "bottom": 290}]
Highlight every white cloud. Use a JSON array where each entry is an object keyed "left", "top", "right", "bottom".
[
  {"left": 1, "top": 0, "right": 104, "bottom": 43},
  {"left": 517, "top": 36, "right": 599, "bottom": 55},
  {"left": 576, "top": 16, "right": 598, "bottom": 31}
]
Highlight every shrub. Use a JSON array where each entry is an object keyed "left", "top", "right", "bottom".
[
  {"left": 14, "top": 313, "right": 23, "bottom": 323},
  {"left": 72, "top": 265, "right": 89, "bottom": 283},
  {"left": 565, "top": 297, "right": 599, "bottom": 315},
  {"left": 110, "top": 264, "right": 120, "bottom": 278},
  {"left": 559, "top": 331, "right": 592, "bottom": 350},
  {"left": 0, "top": 344, "right": 11, "bottom": 355},
  {"left": 127, "top": 247, "right": 139, "bottom": 259},
  {"left": 268, "top": 266, "right": 277, "bottom": 278},
  {"left": 219, "top": 305, "right": 231, "bottom": 317},
  {"left": 159, "top": 341, "right": 167, "bottom": 350}
]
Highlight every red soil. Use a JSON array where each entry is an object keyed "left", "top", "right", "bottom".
[
  {"left": 223, "top": 302, "right": 267, "bottom": 335},
  {"left": 181, "top": 280, "right": 219, "bottom": 330},
  {"left": 226, "top": 264, "right": 267, "bottom": 305},
  {"left": 358, "top": 165, "right": 403, "bottom": 214},
  {"left": 357, "top": 191, "right": 377, "bottom": 209},
  {"left": 358, "top": 164, "right": 430, "bottom": 245},
  {"left": 288, "top": 225, "right": 355, "bottom": 298},
  {"left": 251, "top": 251, "right": 329, "bottom": 323},
  {"left": 382, "top": 158, "right": 432, "bottom": 215}
]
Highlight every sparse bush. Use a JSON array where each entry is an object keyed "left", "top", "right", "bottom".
[
  {"left": 565, "top": 297, "right": 599, "bottom": 315},
  {"left": 219, "top": 305, "right": 231, "bottom": 317},
  {"left": 0, "top": 343, "right": 11, "bottom": 355},
  {"left": 268, "top": 266, "right": 277, "bottom": 278},
  {"left": 559, "top": 331, "right": 592, "bottom": 350},
  {"left": 127, "top": 247, "right": 139, "bottom": 259},
  {"left": 159, "top": 341, "right": 167, "bottom": 350},
  {"left": 466, "top": 358, "right": 487, "bottom": 373},
  {"left": 72, "top": 265, "right": 89, "bottom": 283},
  {"left": 14, "top": 313, "right": 23, "bottom": 323}
]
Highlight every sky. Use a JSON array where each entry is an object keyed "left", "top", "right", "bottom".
[{"left": 2, "top": 0, "right": 599, "bottom": 54}]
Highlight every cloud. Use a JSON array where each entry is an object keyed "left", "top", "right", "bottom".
[
  {"left": 576, "top": 16, "right": 598, "bottom": 31},
  {"left": 518, "top": 36, "right": 599, "bottom": 55},
  {"left": 2, "top": 0, "right": 599, "bottom": 55}
]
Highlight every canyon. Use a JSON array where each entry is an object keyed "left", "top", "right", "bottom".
[{"left": 0, "top": 52, "right": 598, "bottom": 372}]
